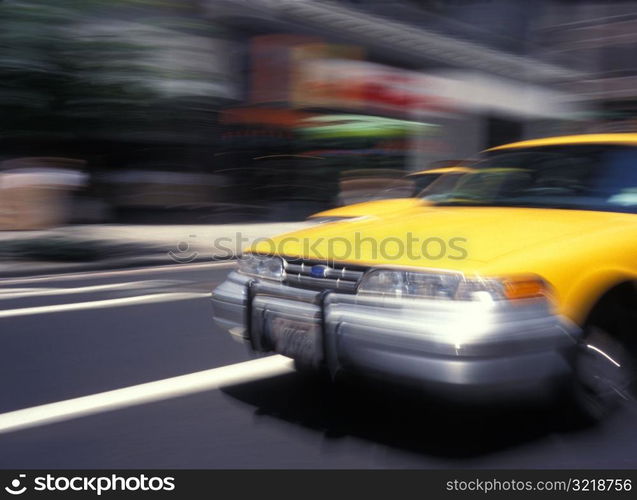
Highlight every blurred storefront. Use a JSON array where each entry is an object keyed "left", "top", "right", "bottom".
[
  {"left": 206, "top": 0, "right": 587, "bottom": 213},
  {"left": 0, "top": 0, "right": 599, "bottom": 227},
  {"left": 0, "top": 158, "right": 87, "bottom": 230}
]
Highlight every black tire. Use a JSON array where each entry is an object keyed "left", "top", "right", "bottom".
[{"left": 567, "top": 325, "right": 635, "bottom": 423}]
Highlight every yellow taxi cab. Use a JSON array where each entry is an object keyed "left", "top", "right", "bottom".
[
  {"left": 212, "top": 134, "right": 637, "bottom": 420},
  {"left": 308, "top": 166, "right": 474, "bottom": 222}
]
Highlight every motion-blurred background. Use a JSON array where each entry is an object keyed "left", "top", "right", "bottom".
[
  {"left": 0, "top": 0, "right": 635, "bottom": 230},
  {"left": 4, "top": 1, "right": 637, "bottom": 470}
]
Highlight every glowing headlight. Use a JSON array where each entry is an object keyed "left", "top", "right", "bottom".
[
  {"left": 357, "top": 269, "right": 550, "bottom": 302},
  {"left": 237, "top": 254, "right": 284, "bottom": 280}
]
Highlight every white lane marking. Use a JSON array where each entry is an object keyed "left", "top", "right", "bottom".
[
  {"left": 0, "top": 280, "right": 184, "bottom": 300},
  {"left": 0, "top": 355, "right": 294, "bottom": 434},
  {"left": 0, "top": 260, "right": 236, "bottom": 286},
  {"left": 0, "top": 292, "right": 210, "bottom": 319},
  {"left": 0, "top": 288, "right": 57, "bottom": 295}
]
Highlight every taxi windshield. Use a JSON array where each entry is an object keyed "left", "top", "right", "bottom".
[{"left": 434, "top": 145, "right": 637, "bottom": 213}]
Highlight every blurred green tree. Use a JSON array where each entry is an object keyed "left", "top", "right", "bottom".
[{"left": 0, "top": 0, "right": 238, "bottom": 159}]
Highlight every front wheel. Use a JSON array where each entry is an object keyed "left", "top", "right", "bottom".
[{"left": 568, "top": 326, "right": 635, "bottom": 422}]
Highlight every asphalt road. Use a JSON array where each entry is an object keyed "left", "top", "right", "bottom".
[{"left": 1, "top": 262, "right": 636, "bottom": 469}]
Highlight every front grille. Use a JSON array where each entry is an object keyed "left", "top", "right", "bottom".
[{"left": 283, "top": 258, "right": 368, "bottom": 293}]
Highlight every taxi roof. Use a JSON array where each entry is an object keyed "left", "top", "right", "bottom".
[
  {"left": 409, "top": 166, "right": 475, "bottom": 176},
  {"left": 488, "top": 133, "right": 637, "bottom": 151}
]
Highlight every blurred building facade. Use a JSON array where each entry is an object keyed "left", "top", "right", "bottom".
[
  {"left": 537, "top": 0, "right": 637, "bottom": 127},
  {"left": 201, "top": 0, "right": 587, "bottom": 216},
  {"left": 5, "top": 0, "right": 635, "bottom": 227}
]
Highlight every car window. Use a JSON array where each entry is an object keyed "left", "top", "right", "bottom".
[
  {"left": 411, "top": 173, "right": 442, "bottom": 193},
  {"left": 435, "top": 145, "right": 637, "bottom": 213},
  {"left": 418, "top": 173, "right": 465, "bottom": 198}
]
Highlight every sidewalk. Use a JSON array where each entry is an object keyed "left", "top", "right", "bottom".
[{"left": 0, "top": 222, "right": 312, "bottom": 278}]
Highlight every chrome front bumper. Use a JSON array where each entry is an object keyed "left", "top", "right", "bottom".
[{"left": 212, "top": 271, "right": 581, "bottom": 398}]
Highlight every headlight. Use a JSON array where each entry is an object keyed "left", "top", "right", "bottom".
[
  {"left": 357, "top": 269, "right": 462, "bottom": 299},
  {"left": 237, "top": 254, "right": 284, "bottom": 280},
  {"left": 357, "top": 268, "right": 550, "bottom": 302}
]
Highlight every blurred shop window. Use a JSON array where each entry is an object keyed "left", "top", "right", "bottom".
[
  {"left": 0, "top": 158, "right": 87, "bottom": 231},
  {"left": 99, "top": 170, "right": 228, "bottom": 209}
]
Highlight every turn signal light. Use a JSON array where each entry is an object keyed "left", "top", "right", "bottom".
[{"left": 501, "top": 276, "right": 551, "bottom": 300}]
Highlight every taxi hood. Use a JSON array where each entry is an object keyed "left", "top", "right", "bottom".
[{"left": 253, "top": 206, "right": 621, "bottom": 272}]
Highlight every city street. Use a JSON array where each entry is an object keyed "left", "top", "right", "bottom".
[{"left": 0, "top": 262, "right": 636, "bottom": 469}]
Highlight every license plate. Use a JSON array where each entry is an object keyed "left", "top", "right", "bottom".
[{"left": 269, "top": 316, "right": 322, "bottom": 366}]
